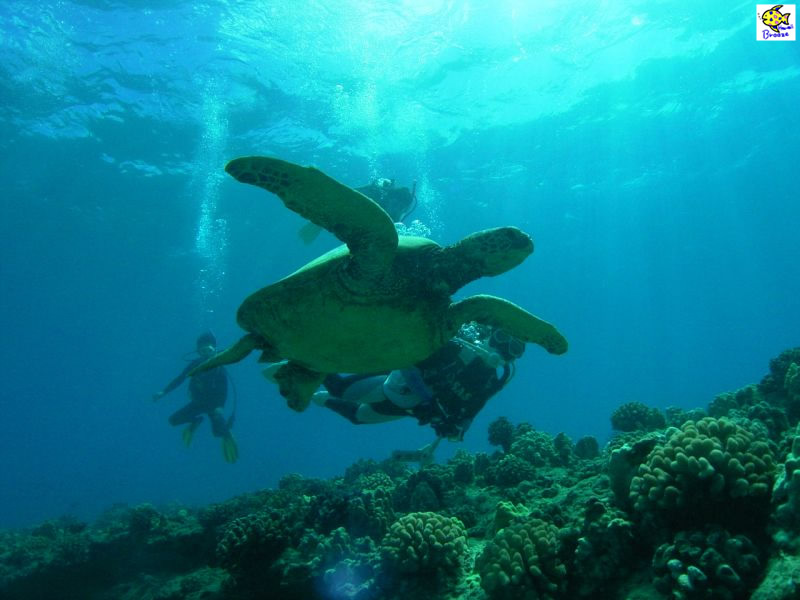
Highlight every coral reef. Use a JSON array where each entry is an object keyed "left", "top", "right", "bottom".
[
  {"left": 2, "top": 347, "right": 800, "bottom": 599},
  {"left": 652, "top": 527, "right": 762, "bottom": 599},
  {"left": 488, "top": 416, "right": 515, "bottom": 453},
  {"left": 786, "top": 362, "right": 800, "bottom": 404},
  {"left": 759, "top": 348, "right": 800, "bottom": 424},
  {"left": 377, "top": 512, "right": 468, "bottom": 598},
  {"left": 216, "top": 510, "right": 290, "bottom": 575},
  {"left": 486, "top": 453, "right": 537, "bottom": 487},
  {"left": 509, "top": 429, "right": 562, "bottom": 468},
  {"left": 611, "top": 401, "right": 666, "bottom": 432},
  {"left": 759, "top": 348, "right": 800, "bottom": 396},
  {"left": 607, "top": 433, "right": 662, "bottom": 506},
  {"left": 750, "top": 552, "right": 800, "bottom": 600},
  {"left": 664, "top": 405, "right": 708, "bottom": 428},
  {"left": 709, "top": 384, "right": 790, "bottom": 439},
  {"left": 379, "top": 512, "right": 467, "bottom": 575},
  {"left": 628, "top": 417, "right": 776, "bottom": 534},
  {"left": 475, "top": 517, "right": 566, "bottom": 599},
  {"left": 573, "top": 435, "right": 600, "bottom": 459},
  {"left": 770, "top": 427, "right": 800, "bottom": 550},
  {"left": 565, "top": 498, "right": 637, "bottom": 597}
]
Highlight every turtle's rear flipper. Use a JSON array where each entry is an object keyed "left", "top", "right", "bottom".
[
  {"left": 189, "top": 333, "right": 260, "bottom": 376},
  {"left": 269, "top": 360, "right": 326, "bottom": 412},
  {"left": 448, "top": 294, "right": 568, "bottom": 355},
  {"left": 225, "top": 157, "right": 398, "bottom": 278}
]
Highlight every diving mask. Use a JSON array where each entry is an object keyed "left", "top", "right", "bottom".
[{"left": 490, "top": 329, "right": 525, "bottom": 360}]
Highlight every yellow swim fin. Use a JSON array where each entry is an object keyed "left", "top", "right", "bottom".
[
  {"left": 182, "top": 424, "right": 197, "bottom": 447},
  {"left": 298, "top": 221, "right": 322, "bottom": 244},
  {"left": 222, "top": 434, "right": 239, "bottom": 463}
]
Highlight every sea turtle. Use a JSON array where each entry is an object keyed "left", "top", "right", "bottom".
[{"left": 191, "top": 157, "right": 568, "bottom": 411}]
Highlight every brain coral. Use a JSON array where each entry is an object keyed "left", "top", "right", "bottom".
[
  {"left": 379, "top": 512, "right": 467, "bottom": 576},
  {"left": 476, "top": 518, "right": 566, "bottom": 599},
  {"left": 629, "top": 417, "right": 776, "bottom": 531}
]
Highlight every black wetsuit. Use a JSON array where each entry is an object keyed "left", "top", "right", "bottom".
[
  {"left": 356, "top": 182, "right": 415, "bottom": 222},
  {"left": 161, "top": 357, "right": 230, "bottom": 437},
  {"left": 410, "top": 342, "right": 510, "bottom": 439},
  {"left": 323, "top": 340, "right": 510, "bottom": 440}
]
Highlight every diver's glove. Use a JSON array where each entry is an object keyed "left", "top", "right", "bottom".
[{"left": 152, "top": 391, "right": 165, "bottom": 402}]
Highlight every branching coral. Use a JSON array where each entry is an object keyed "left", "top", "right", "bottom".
[
  {"left": 611, "top": 401, "right": 666, "bottom": 432},
  {"left": 379, "top": 512, "right": 467, "bottom": 576},
  {"left": 476, "top": 518, "right": 566, "bottom": 599},
  {"left": 448, "top": 449, "right": 475, "bottom": 484},
  {"left": 509, "top": 430, "right": 560, "bottom": 468},
  {"left": 570, "top": 499, "right": 636, "bottom": 598},
  {"left": 574, "top": 436, "right": 600, "bottom": 460},
  {"left": 759, "top": 348, "right": 800, "bottom": 395},
  {"left": 652, "top": 527, "right": 762, "bottom": 599},
  {"left": 785, "top": 363, "right": 800, "bottom": 402},
  {"left": 771, "top": 430, "right": 800, "bottom": 549},
  {"left": 709, "top": 385, "right": 789, "bottom": 439},
  {"left": 489, "top": 417, "right": 515, "bottom": 453},
  {"left": 345, "top": 473, "right": 396, "bottom": 540},
  {"left": 629, "top": 417, "right": 776, "bottom": 532},
  {"left": 215, "top": 511, "right": 289, "bottom": 574},
  {"left": 487, "top": 454, "right": 537, "bottom": 488}
]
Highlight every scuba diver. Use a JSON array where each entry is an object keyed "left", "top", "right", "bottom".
[
  {"left": 306, "top": 323, "right": 524, "bottom": 461},
  {"left": 153, "top": 331, "right": 239, "bottom": 463},
  {"left": 298, "top": 177, "right": 417, "bottom": 243}
]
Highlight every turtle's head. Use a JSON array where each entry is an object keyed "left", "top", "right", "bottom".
[
  {"left": 441, "top": 227, "right": 533, "bottom": 292},
  {"left": 469, "top": 227, "right": 533, "bottom": 275}
]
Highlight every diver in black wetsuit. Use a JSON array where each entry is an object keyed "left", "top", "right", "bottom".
[
  {"left": 153, "top": 332, "right": 238, "bottom": 463},
  {"left": 297, "top": 177, "right": 417, "bottom": 243},
  {"left": 311, "top": 324, "right": 524, "bottom": 442}
]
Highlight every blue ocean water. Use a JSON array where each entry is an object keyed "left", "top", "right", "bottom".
[{"left": 0, "top": 0, "right": 797, "bottom": 530}]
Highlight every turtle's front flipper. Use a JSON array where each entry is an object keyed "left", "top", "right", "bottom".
[
  {"left": 268, "top": 360, "right": 326, "bottom": 412},
  {"left": 448, "top": 294, "right": 568, "bottom": 355},
  {"left": 225, "top": 156, "right": 398, "bottom": 278},
  {"left": 189, "top": 333, "right": 260, "bottom": 376}
]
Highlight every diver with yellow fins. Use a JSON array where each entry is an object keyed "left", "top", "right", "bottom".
[
  {"left": 153, "top": 331, "right": 239, "bottom": 463},
  {"left": 297, "top": 177, "right": 417, "bottom": 243}
]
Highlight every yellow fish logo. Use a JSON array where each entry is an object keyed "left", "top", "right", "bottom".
[{"left": 762, "top": 4, "right": 791, "bottom": 33}]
